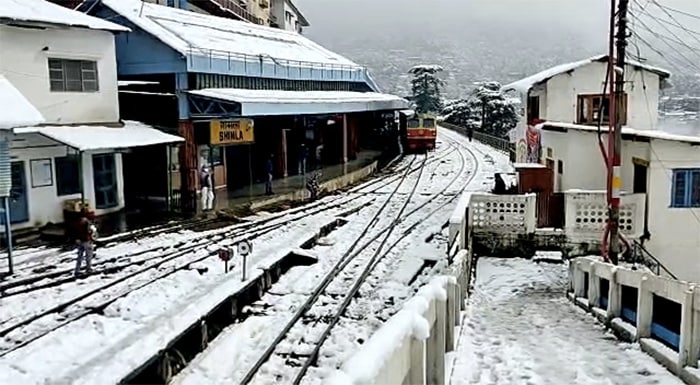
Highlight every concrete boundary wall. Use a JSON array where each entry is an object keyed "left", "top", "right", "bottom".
[
  {"left": 569, "top": 257, "right": 700, "bottom": 384},
  {"left": 249, "top": 161, "right": 377, "bottom": 210},
  {"left": 327, "top": 275, "right": 465, "bottom": 385}
]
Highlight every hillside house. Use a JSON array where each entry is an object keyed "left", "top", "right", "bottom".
[
  {"left": 504, "top": 55, "right": 700, "bottom": 283},
  {"left": 0, "top": 0, "right": 182, "bottom": 230}
]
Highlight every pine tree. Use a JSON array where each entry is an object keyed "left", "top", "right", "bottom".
[
  {"left": 442, "top": 81, "right": 519, "bottom": 138},
  {"left": 409, "top": 65, "right": 445, "bottom": 114}
]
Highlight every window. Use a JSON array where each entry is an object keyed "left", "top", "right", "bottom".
[
  {"left": 577, "top": 94, "right": 627, "bottom": 125},
  {"left": 407, "top": 119, "right": 420, "bottom": 129},
  {"left": 671, "top": 169, "right": 700, "bottom": 208},
  {"left": 93, "top": 154, "right": 117, "bottom": 209},
  {"left": 422, "top": 118, "right": 435, "bottom": 128},
  {"left": 200, "top": 146, "right": 223, "bottom": 166},
  {"left": 48, "top": 58, "right": 99, "bottom": 92},
  {"left": 527, "top": 95, "right": 540, "bottom": 122},
  {"left": 55, "top": 156, "right": 81, "bottom": 196}
]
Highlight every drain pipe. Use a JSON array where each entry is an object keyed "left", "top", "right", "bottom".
[{"left": 0, "top": 136, "right": 12, "bottom": 274}]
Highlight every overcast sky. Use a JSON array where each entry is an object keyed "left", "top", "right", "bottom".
[{"left": 297, "top": 0, "right": 700, "bottom": 97}]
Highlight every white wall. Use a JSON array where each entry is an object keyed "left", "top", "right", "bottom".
[
  {"left": 543, "top": 61, "right": 661, "bottom": 130},
  {"left": 0, "top": 25, "right": 120, "bottom": 125},
  {"left": 645, "top": 140, "right": 700, "bottom": 283},
  {"left": 539, "top": 128, "right": 649, "bottom": 193},
  {"left": 10, "top": 133, "right": 124, "bottom": 229},
  {"left": 271, "top": 0, "right": 302, "bottom": 32}
]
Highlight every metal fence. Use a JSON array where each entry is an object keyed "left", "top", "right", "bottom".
[
  {"left": 627, "top": 240, "right": 678, "bottom": 280},
  {"left": 440, "top": 122, "right": 516, "bottom": 160},
  {"left": 186, "top": 46, "right": 366, "bottom": 75}
]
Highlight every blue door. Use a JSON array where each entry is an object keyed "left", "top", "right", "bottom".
[
  {"left": 0, "top": 162, "right": 30, "bottom": 224},
  {"left": 93, "top": 154, "right": 118, "bottom": 209}
]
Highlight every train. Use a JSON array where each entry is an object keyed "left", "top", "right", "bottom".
[{"left": 399, "top": 110, "right": 437, "bottom": 153}]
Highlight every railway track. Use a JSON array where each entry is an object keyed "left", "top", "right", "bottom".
[
  {"left": 238, "top": 135, "right": 478, "bottom": 384},
  {"left": 0, "top": 144, "right": 458, "bottom": 297},
  {"left": 0, "top": 148, "right": 457, "bottom": 359}
]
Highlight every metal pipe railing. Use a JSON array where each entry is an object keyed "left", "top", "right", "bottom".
[{"left": 440, "top": 121, "right": 515, "bottom": 158}]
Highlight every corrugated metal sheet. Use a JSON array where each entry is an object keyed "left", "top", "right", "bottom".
[{"left": 0, "top": 139, "right": 10, "bottom": 198}]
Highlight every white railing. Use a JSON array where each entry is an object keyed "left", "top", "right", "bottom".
[
  {"left": 569, "top": 257, "right": 700, "bottom": 381},
  {"left": 450, "top": 191, "right": 645, "bottom": 250},
  {"left": 564, "top": 190, "right": 645, "bottom": 241},
  {"left": 328, "top": 253, "right": 470, "bottom": 385},
  {"left": 469, "top": 193, "right": 537, "bottom": 234}
]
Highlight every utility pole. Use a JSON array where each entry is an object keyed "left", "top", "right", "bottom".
[{"left": 609, "top": 0, "right": 629, "bottom": 265}]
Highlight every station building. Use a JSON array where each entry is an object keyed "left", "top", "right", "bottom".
[{"left": 82, "top": 0, "right": 409, "bottom": 212}]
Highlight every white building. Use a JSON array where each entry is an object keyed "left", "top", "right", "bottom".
[
  {"left": 505, "top": 55, "right": 700, "bottom": 283},
  {"left": 503, "top": 54, "right": 670, "bottom": 163},
  {"left": 0, "top": 0, "right": 182, "bottom": 230},
  {"left": 270, "top": 0, "right": 309, "bottom": 33}
]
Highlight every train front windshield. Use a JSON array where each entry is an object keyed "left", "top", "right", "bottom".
[
  {"left": 407, "top": 119, "right": 421, "bottom": 128},
  {"left": 423, "top": 118, "right": 435, "bottom": 128}
]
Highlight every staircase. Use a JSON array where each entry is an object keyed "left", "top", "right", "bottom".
[{"left": 625, "top": 240, "right": 677, "bottom": 280}]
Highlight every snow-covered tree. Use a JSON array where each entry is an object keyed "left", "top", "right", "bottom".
[
  {"left": 442, "top": 81, "right": 519, "bottom": 138},
  {"left": 409, "top": 65, "right": 445, "bottom": 114}
]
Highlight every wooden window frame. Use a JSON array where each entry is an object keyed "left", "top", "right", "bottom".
[{"left": 577, "top": 93, "right": 627, "bottom": 126}]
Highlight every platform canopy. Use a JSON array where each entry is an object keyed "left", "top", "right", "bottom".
[
  {"left": 188, "top": 89, "right": 411, "bottom": 117},
  {"left": 14, "top": 121, "right": 183, "bottom": 151},
  {"left": 0, "top": 75, "right": 44, "bottom": 130}
]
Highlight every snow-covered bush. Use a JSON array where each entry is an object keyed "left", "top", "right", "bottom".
[{"left": 442, "top": 81, "right": 520, "bottom": 138}]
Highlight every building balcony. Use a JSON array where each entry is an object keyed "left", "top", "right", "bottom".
[{"left": 190, "top": 0, "right": 264, "bottom": 25}]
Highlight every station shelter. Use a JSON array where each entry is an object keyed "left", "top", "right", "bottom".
[{"left": 83, "top": 0, "right": 408, "bottom": 212}]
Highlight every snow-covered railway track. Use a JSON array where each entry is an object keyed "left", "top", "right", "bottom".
[
  {"left": 0, "top": 149, "right": 448, "bottom": 361},
  {"left": 0, "top": 193, "right": 386, "bottom": 357},
  {"left": 238, "top": 137, "right": 477, "bottom": 385}
]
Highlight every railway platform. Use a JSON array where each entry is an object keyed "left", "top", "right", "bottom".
[{"left": 4, "top": 150, "right": 387, "bottom": 252}]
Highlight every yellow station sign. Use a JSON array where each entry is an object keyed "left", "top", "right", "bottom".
[{"left": 210, "top": 119, "right": 255, "bottom": 145}]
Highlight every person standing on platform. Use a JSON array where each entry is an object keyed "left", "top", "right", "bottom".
[
  {"left": 298, "top": 143, "right": 308, "bottom": 175},
  {"left": 200, "top": 165, "right": 214, "bottom": 211},
  {"left": 265, "top": 154, "right": 274, "bottom": 195},
  {"left": 74, "top": 209, "right": 96, "bottom": 276}
]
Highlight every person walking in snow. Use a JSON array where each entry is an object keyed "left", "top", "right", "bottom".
[
  {"left": 467, "top": 126, "right": 474, "bottom": 142},
  {"left": 200, "top": 165, "right": 214, "bottom": 211},
  {"left": 265, "top": 154, "right": 274, "bottom": 195},
  {"left": 74, "top": 209, "right": 97, "bottom": 276}
]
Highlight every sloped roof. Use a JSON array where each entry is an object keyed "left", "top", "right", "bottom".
[
  {"left": 14, "top": 121, "right": 183, "bottom": 151},
  {"left": 540, "top": 121, "right": 700, "bottom": 145},
  {"left": 189, "top": 88, "right": 409, "bottom": 116},
  {"left": 0, "top": 0, "right": 128, "bottom": 32},
  {"left": 503, "top": 54, "right": 671, "bottom": 94},
  {"left": 0, "top": 75, "right": 44, "bottom": 130},
  {"left": 101, "top": 0, "right": 356, "bottom": 68}
]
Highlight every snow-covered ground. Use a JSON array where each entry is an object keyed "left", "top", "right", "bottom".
[
  {"left": 171, "top": 128, "right": 513, "bottom": 385},
  {"left": 449, "top": 258, "right": 684, "bottom": 385}
]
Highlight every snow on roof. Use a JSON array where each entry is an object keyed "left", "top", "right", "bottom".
[
  {"left": 0, "top": 75, "right": 44, "bottom": 130},
  {"left": 0, "top": 0, "right": 129, "bottom": 32},
  {"left": 540, "top": 121, "right": 700, "bottom": 145},
  {"left": 14, "top": 120, "right": 183, "bottom": 151},
  {"left": 117, "top": 80, "right": 160, "bottom": 87},
  {"left": 502, "top": 54, "right": 671, "bottom": 94},
  {"left": 101, "top": 0, "right": 358, "bottom": 68},
  {"left": 189, "top": 88, "right": 410, "bottom": 116}
]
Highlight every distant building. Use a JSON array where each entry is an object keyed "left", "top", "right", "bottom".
[
  {"left": 0, "top": 0, "right": 182, "bottom": 230},
  {"left": 51, "top": 0, "right": 309, "bottom": 32}
]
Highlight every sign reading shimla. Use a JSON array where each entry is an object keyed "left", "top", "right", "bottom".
[{"left": 210, "top": 119, "right": 255, "bottom": 145}]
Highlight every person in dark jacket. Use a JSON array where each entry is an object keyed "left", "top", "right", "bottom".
[
  {"left": 74, "top": 210, "right": 96, "bottom": 276},
  {"left": 265, "top": 154, "right": 274, "bottom": 195}
]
